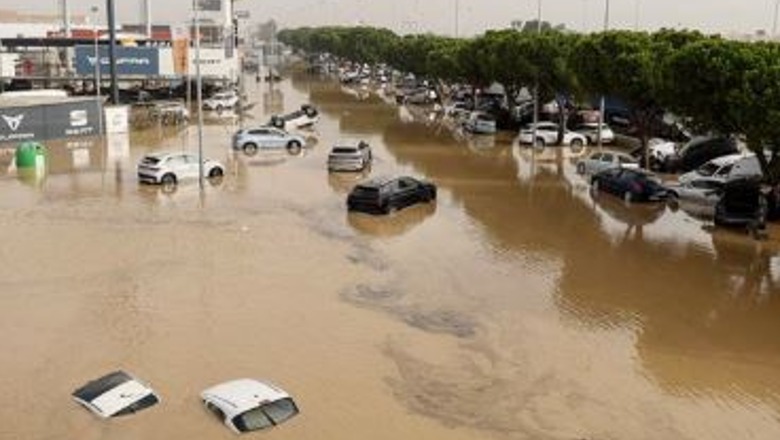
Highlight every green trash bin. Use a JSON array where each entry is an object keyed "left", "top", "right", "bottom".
[{"left": 15, "top": 142, "right": 46, "bottom": 169}]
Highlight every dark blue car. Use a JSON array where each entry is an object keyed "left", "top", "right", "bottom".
[{"left": 591, "top": 168, "right": 669, "bottom": 203}]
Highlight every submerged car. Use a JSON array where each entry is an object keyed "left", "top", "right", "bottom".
[
  {"left": 574, "top": 122, "right": 615, "bottom": 145},
  {"left": 137, "top": 151, "right": 225, "bottom": 185},
  {"left": 576, "top": 150, "right": 639, "bottom": 175},
  {"left": 667, "top": 177, "right": 724, "bottom": 205},
  {"left": 202, "top": 379, "right": 299, "bottom": 434},
  {"left": 347, "top": 176, "right": 437, "bottom": 215},
  {"left": 202, "top": 91, "right": 240, "bottom": 112},
  {"left": 72, "top": 371, "right": 160, "bottom": 418},
  {"left": 714, "top": 177, "right": 778, "bottom": 231},
  {"left": 269, "top": 104, "right": 320, "bottom": 130},
  {"left": 328, "top": 140, "right": 372, "bottom": 172},
  {"left": 591, "top": 167, "right": 669, "bottom": 202},
  {"left": 462, "top": 111, "right": 497, "bottom": 135},
  {"left": 518, "top": 122, "right": 587, "bottom": 147},
  {"left": 663, "top": 136, "right": 738, "bottom": 173},
  {"left": 232, "top": 126, "right": 306, "bottom": 156}
]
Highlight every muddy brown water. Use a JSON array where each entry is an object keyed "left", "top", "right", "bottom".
[{"left": 0, "top": 73, "right": 779, "bottom": 440}]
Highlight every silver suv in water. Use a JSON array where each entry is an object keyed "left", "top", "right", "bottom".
[{"left": 327, "top": 140, "right": 372, "bottom": 172}]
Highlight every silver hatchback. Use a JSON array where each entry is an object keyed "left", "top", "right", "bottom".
[{"left": 328, "top": 140, "right": 372, "bottom": 172}]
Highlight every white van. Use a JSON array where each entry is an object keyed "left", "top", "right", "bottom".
[{"left": 679, "top": 153, "right": 761, "bottom": 184}]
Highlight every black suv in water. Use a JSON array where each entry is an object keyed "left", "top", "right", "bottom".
[
  {"left": 347, "top": 176, "right": 437, "bottom": 215},
  {"left": 714, "top": 177, "right": 780, "bottom": 232}
]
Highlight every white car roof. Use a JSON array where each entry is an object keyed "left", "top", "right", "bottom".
[
  {"left": 72, "top": 371, "right": 157, "bottom": 418},
  {"left": 202, "top": 379, "right": 291, "bottom": 416}
]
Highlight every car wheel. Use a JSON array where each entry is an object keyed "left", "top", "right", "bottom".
[
  {"left": 623, "top": 190, "right": 634, "bottom": 203},
  {"left": 576, "top": 162, "right": 586, "bottom": 174},
  {"left": 591, "top": 179, "right": 600, "bottom": 193},
  {"left": 286, "top": 140, "right": 302, "bottom": 155},
  {"left": 243, "top": 143, "right": 258, "bottom": 156},
  {"left": 427, "top": 188, "right": 437, "bottom": 202},
  {"left": 215, "top": 104, "right": 224, "bottom": 113},
  {"left": 160, "top": 173, "right": 176, "bottom": 186},
  {"left": 570, "top": 138, "right": 584, "bottom": 148},
  {"left": 208, "top": 167, "right": 224, "bottom": 178},
  {"left": 535, "top": 137, "right": 546, "bottom": 147}
]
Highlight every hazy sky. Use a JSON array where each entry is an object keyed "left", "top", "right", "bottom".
[{"left": 1, "top": 0, "right": 778, "bottom": 36}]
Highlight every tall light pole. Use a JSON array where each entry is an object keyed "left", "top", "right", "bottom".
[
  {"left": 531, "top": 0, "right": 542, "bottom": 149},
  {"left": 91, "top": 5, "right": 103, "bottom": 136},
  {"left": 106, "top": 0, "right": 119, "bottom": 105},
  {"left": 193, "top": 0, "right": 205, "bottom": 189},
  {"left": 455, "top": 0, "right": 460, "bottom": 37},
  {"left": 597, "top": 0, "right": 609, "bottom": 148},
  {"left": 773, "top": 0, "right": 780, "bottom": 38}
]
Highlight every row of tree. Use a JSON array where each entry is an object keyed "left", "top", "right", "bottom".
[{"left": 278, "top": 26, "right": 780, "bottom": 182}]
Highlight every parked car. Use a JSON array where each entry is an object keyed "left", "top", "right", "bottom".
[
  {"left": 137, "top": 152, "right": 225, "bottom": 186},
  {"left": 269, "top": 104, "right": 320, "bottom": 130},
  {"left": 574, "top": 122, "right": 615, "bottom": 145},
  {"left": 328, "top": 140, "right": 372, "bottom": 172},
  {"left": 518, "top": 122, "right": 587, "bottom": 147},
  {"left": 203, "top": 91, "right": 239, "bottom": 112},
  {"left": 576, "top": 150, "right": 639, "bottom": 175},
  {"left": 150, "top": 100, "right": 190, "bottom": 125},
  {"left": 347, "top": 176, "right": 437, "bottom": 215},
  {"left": 445, "top": 101, "right": 472, "bottom": 119},
  {"left": 463, "top": 111, "right": 497, "bottom": 135},
  {"left": 714, "top": 177, "right": 779, "bottom": 231},
  {"left": 678, "top": 153, "right": 762, "bottom": 185},
  {"left": 632, "top": 138, "right": 679, "bottom": 170},
  {"left": 232, "top": 127, "right": 306, "bottom": 156},
  {"left": 663, "top": 136, "right": 738, "bottom": 173},
  {"left": 202, "top": 379, "right": 299, "bottom": 434},
  {"left": 591, "top": 167, "right": 669, "bottom": 202},
  {"left": 667, "top": 177, "right": 724, "bottom": 205},
  {"left": 72, "top": 371, "right": 160, "bottom": 418}
]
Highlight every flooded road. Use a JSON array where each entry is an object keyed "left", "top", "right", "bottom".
[{"left": 1, "top": 73, "right": 779, "bottom": 440}]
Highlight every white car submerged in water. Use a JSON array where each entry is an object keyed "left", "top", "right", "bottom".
[
  {"left": 202, "top": 379, "right": 299, "bottom": 434},
  {"left": 137, "top": 151, "right": 225, "bottom": 186},
  {"left": 269, "top": 105, "right": 320, "bottom": 130},
  {"left": 72, "top": 371, "right": 160, "bottom": 418}
]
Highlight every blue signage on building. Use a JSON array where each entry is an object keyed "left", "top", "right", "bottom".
[{"left": 75, "top": 46, "right": 160, "bottom": 76}]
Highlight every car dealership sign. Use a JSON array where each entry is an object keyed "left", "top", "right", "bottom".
[
  {"left": 0, "top": 99, "right": 101, "bottom": 144},
  {"left": 75, "top": 46, "right": 161, "bottom": 76}
]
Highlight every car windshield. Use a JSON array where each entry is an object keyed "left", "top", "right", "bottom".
[
  {"left": 113, "top": 394, "right": 160, "bottom": 417},
  {"left": 697, "top": 162, "right": 721, "bottom": 176},
  {"left": 232, "top": 399, "right": 298, "bottom": 432},
  {"left": 262, "top": 398, "right": 299, "bottom": 425},
  {"left": 354, "top": 185, "right": 380, "bottom": 195},
  {"left": 233, "top": 408, "right": 274, "bottom": 432},
  {"left": 333, "top": 147, "right": 358, "bottom": 154},
  {"left": 141, "top": 156, "right": 161, "bottom": 166}
]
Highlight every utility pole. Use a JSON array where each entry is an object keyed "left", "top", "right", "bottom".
[
  {"left": 597, "top": 0, "right": 609, "bottom": 149},
  {"left": 194, "top": 0, "right": 205, "bottom": 189},
  {"left": 106, "top": 0, "right": 119, "bottom": 105},
  {"left": 455, "top": 0, "right": 460, "bottom": 37},
  {"left": 531, "top": 0, "right": 542, "bottom": 150},
  {"left": 773, "top": 0, "right": 780, "bottom": 38}
]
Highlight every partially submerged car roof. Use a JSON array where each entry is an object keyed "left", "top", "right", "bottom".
[
  {"left": 72, "top": 371, "right": 159, "bottom": 418},
  {"left": 358, "top": 176, "right": 398, "bottom": 188},
  {"left": 202, "top": 379, "right": 291, "bottom": 415}
]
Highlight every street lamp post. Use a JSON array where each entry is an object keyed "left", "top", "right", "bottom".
[
  {"left": 597, "top": 0, "right": 609, "bottom": 149},
  {"left": 193, "top": 0, "right": 205, "bottom": 189},
  {"left": 455, "top": 0, "right": 460, "bottom": 37},
  {"left": 773, "top": 0, "right": 780, "bottom": 37},
  {"left": 91, "top": 6, "right": 103, "bottom": 136},
  {"left": 531, "top": 0, "right": 542, "bottom": 149}
]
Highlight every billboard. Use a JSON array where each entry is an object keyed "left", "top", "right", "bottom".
[
  {"left": 0, "top": 100, "right": 101, "bottom": 144},
  {"left": 197, "top": 0, "right": 222, "bottom": 11},
  {"left": 75, "top": 46, "right": 160, "bottom": 76}
]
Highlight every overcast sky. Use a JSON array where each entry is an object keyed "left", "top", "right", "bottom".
[{"left": 2, "top": 0, "right": 778, "bottom": 36}]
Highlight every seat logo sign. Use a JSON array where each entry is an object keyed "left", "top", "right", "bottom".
[
  {"left": 2, "top": 114, "right": 24, "bottom": 131},
  {"left": 70, "top": 110, "right": 88, "bottom": 127}
]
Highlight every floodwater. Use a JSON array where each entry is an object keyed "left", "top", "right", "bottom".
[{"left": 1, "top": 73, "right": 779, "bottom": 440}]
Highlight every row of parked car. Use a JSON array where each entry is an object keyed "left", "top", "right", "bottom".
[
  {"left": 577, "top": 144, "right": 775, "bottom": 233},
  {"left": 73, "top": 370, "right": 298, "bottom": 434}
]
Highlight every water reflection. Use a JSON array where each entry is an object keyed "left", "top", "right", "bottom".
[
  {"left": 347, "top": 203, "right": 436, "bottom": 237},
  {"left": 327, "top": 168, "right": 371, "bottom": 194}
]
